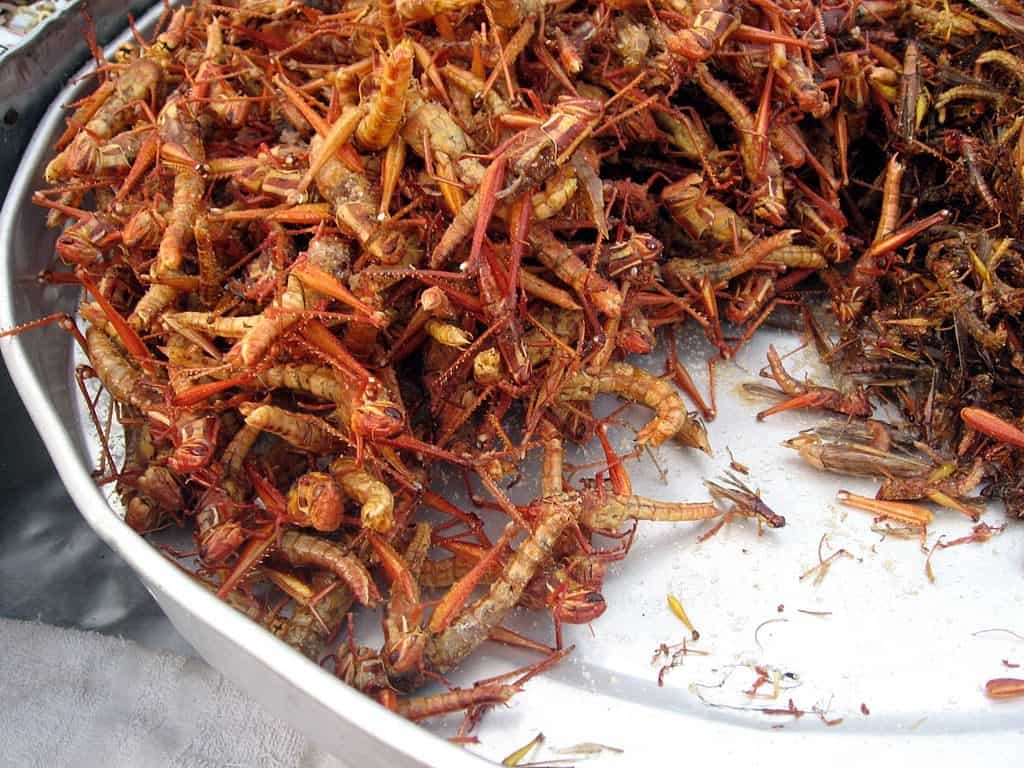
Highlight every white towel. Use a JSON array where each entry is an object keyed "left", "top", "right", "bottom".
[{"left": 0, "top": 618, "right": 348, "bottom": 768}]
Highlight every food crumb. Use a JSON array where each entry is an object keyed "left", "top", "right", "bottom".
[{"left": 860, "top": 703, "right": 870, "bottom": 716}]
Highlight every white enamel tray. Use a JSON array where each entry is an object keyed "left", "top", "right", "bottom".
[{"left": 2, "top": 5, "right": 1022, "bottom": 765}]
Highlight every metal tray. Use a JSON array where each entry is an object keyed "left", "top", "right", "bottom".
[{"left": 2, "top": 6, "right": 1023, "bottom": 765}]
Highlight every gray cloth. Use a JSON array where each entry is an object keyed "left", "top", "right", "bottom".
[{"left": 0, "top": 618, "right": 346, "bottom": 768}]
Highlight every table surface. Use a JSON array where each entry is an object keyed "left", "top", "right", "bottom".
[
  {"left": 0, "top": 356, "right": 193, "bottom": 656},
  {"left": 0, "top": 0, "right": 190, "bottom": 655}
]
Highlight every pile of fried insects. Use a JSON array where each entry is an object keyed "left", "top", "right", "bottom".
[{"left": 15, "top": 0, "right": 1024, "bottom": 723}]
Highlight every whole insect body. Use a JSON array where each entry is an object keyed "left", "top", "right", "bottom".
[
  {"left": 560, "top": 361, "right": 710, "bottom": 452},
  {"left": 430, "top": 98, "right": 602, "bottom": 268},
  {"left": 47, "top": 58, "right": 164, "bottom": 183}
]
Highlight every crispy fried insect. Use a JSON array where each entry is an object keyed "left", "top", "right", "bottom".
[
  {"left": 286, "top": 472, "right": 345, "bottom": 532},
  {"left": 330, "top": 457, "right": 395, "bottom": 533},
  {"left": 705, "top": 473, "right": 785, "bottom": 529},
  {"left": 531, "top": 228, "right": 623, "bottom": 317},
  {"left": 233, "top": 235, "right": 351, "bottom": 366},
  {"left": 662, "top": 173, "right": 753, "bottom": 245},
  {"left": 240, "top": 403, "right": 340, "bottom": 453},
  {"left": 578, "top": 484, "right": 721, "bottom": 533},
  {"left": 278, "top": 572, "right": 354, "bottom": 661},
  {"left": 47, "top": 58, "right": 163, "bottom": 183},
  {"left": 695, "top": 64, "right": 786, "bottom": 225},
  {"left": 664, "top": 230, "right": 803, "bottom": 285},
  {"left": 165, "top": 311, "right": 261, "bottom": 339},
  {"left": 431, "top": 98, "right": 602, "bottom": 268},
  {"left": 167, "top": 414, "right": 219, "bottom": 474},
  {"left": 130, "top": 97, "right": 207, "bottom": 331},
  {"left": 397, "top": 0, "right": 478, "bottom": 21},
  {"left": 426, "top": 502, "right": 574, "bottom": 673},
  {"left": 356, "top": 40, "right": 414, "bottom": 151},
  {"left": 276, "top": 530, "right": 380, "bottom": 606},
  {"left": 402, "top": 90, "right": 484, "bottom": 187},
  {"left": 752, "top": 345, "right": 871, "bottom": 420},
  {"left": 313, "top": 138, "right": 406, "bottom": 266},
  {"left": 195, "top": 422, "right": 259, "bottom": 563},
  {"left": 396, "top": 683, "right": 520, "bottom": 720},
  {"left": 560, "top": 362, "right": 710, "bottom": 452},
  {"left": 666, "top": 2, "right": 739, "bottom": 62},
  {"left": 85, "top": 326, "right": 159, "bottom": 411},
  {"left": 783, "top": 434, "right": 932, "bottom": 479},
  {"left": 120, "top": 415, "right": 183, "bottom": 533}
]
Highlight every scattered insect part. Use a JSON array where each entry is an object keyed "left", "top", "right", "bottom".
[
  {"left": 985, "top": 678, "right": 1024, "bottom": 700},
  {"left": 961, "top": 407, "right": 1024, "bottom": 448},
  {"left": 667, "top": 594, "right": 700, "bottom": 641},
  {"left": 501, "top": 732, "right": 544, "bottom": 767},
  {"left": 550, "top": 742, "right": 624, "bottom": 757},
  {"left": 652, "top": 638, "right": 710, "bottom": 687},
  {"left": 877, "top": 459, "right": 987, "bottom": 521},
  {"left": 727, "top": 448, "right": 748, "bottom": 475},
  {"left": 799, "top": 534, "right": 854, "bottom": 586},
  {"left": 740, "top": 661, "right": 787, "bottom": 700},
  {"left": 666, "top": 332, "right": 715, "bottom": 421},
  {"left": 940, "top": 522, "right": 1006, "bottom": 550},
  {"left": 425, "top": 318, "right": 474, "bottom": 349},
  {"left": 925, "top": 522, "right": 1005, "bottom": 582},
  {"left": 836, "top": 490, "right": 934, "bottom": 526}
]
